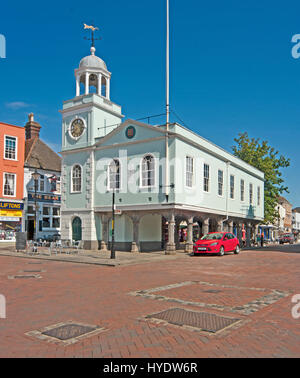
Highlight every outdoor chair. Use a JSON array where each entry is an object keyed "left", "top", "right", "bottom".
[
  {"left": 48, "top": 242, "right": 58, "bottom": 256},
  {"left": 26, "top": 240, "right": 39, "bottom": 255},
  {"left": 73, "top": 240, "right": 84, "bottom": 254},
  {"left": 58, "top": 240, "right": 72, "bottom": 254}
]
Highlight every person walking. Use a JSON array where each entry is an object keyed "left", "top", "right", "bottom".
[
  {"left": 242, "top": 227, "right": 246, "bottom": 248},
  {"left": 260, "top": 232, "right": 264, "bottom": 247},
  {"left": 256, "top": 233, "right": 260, "bottom": 247}
]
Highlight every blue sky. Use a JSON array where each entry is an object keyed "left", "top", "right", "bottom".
[{"left": 0, "top": 0, "right": 299, "bottom": 206}]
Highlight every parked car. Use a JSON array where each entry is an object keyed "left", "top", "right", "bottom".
[
  {"left": 279, "top": 233, "right": 295, "bottom": 244},
  {"left": 193, "top": 232, "right": 240, "bottom": 256}
]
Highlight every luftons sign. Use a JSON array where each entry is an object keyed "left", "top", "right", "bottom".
[{"left": 0, "top": 202, "right": 24, "bottom": 210}]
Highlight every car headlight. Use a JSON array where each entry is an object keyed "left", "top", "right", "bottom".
[{"left": 210, "top": 242, "right": 218, "bottom": 246}]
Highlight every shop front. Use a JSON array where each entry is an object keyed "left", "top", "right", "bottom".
[
  {"left": 0, "top": 201, "right": 24, "bottom": 241},
  {"left": 26, "top": 193, "right": 61, "bottom": 240}
]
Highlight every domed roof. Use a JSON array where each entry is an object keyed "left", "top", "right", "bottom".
[{"left": 79, "top": 47, "right": 107, "bottom": 70}]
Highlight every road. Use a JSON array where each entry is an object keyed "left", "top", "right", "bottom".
[{"left": 0, "top": 243, "right": 299, "bottom": 358}]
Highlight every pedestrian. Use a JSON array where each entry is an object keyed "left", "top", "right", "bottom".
[
  {"left": 260, "top": 232, "right": 264, "bottom": 247},
  {"left": 242, "top": 227, "right": 246, "bottom": 248},
  {"left": 256, "top": 233, "right": 260, "bottom": 247}
]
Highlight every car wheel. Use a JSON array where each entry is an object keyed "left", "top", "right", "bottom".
[
  {"left": 234, "top": 245, "right": 240, "bottom": 254},
  {"left": 219, "top": 246, "right": 225, "bottom": 256}
]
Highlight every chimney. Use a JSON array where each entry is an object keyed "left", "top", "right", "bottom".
[{"left": 25, "top": 113, "right": 41, "bottom": 140}]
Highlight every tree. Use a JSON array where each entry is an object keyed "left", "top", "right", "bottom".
[{"left": 232, "top": 132, "right": 290, "bottom": 224}]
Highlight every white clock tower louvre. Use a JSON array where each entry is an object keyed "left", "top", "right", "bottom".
[{"left": 75, "top": 46, "right": 111, "bottom": 99}]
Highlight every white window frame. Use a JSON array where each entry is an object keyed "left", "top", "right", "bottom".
[
  {"left": 71, "top": 164, "right": 83, "bottom": 193},
  {"left": 185, "top": 156, "right": 194, "bottom": 188},
  {"left": 257, "top": 186, "right": 261, "bottom": 206},
  {"left": 229, "top": 174, "right": 235, "bottom": 200},
  {"left": 42, "top": 205, "right": 51, "bottom": 229},
  {"left": 249, "top": 183, "right": 253, "bottom": 205},
  {"left": 55, "top": 176, "right": 61, "bottom": 194},
  {"left": 39, "top": 175, "right": 45, "bottom": 192},
  {"left": 140, "top": 154, "right": 156, "bottom": 189},
  {"left": 203, "top": 163, "right": 210, "bottom": 193},
  {"left": 240, "top": 179, "right": 245, "bottom": 202},
  {"left": 3, "top": 172, "right": 16, "bottom": 197},
  {"left": 52, "top": 207, "right": 60, "bottom": 229},
  {"left": 218, "top": 169, "right": 223, "bottom": 197},
  {"left": 42, "top": 206, "right": 61, "bottom": 230},
  {"left": 4, "top": 135, "right": 18, "bottom": 161},
  {"left": 108, "top": 158, "right": 121, "bottom": 191}
]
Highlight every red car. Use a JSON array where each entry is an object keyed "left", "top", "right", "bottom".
[{"left": 193, "top": 232, "right": 240, "bottom": 256}]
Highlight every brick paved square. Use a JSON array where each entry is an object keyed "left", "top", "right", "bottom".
[{"left": 0, "top": 246, "right": 299, "bottom": 357}]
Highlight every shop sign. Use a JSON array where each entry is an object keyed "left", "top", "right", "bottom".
[
  {"left": 0, "top": 202, "right": 24, "bottom": 210},
  {"left": 28, "top": 193, "right": 61, "bottom": 203},
  {"left": 0, "top": 210, "right": 22, "bottom": 217}
]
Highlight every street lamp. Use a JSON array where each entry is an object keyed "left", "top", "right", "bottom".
[
  {"left": 111, "top": 188, "right": 116, "bottom": 259},
  {"left": 31, "top": 170, "right": 40, "bottom": 242},
  {"left": 110, "top": 161, "right": 119, "bottom": 260}
]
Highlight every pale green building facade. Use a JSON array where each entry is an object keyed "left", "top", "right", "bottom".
[{"left": 60, "top": 46, "right": 264, "bottom": 252}]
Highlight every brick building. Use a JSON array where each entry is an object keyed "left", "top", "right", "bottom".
[
  {"left": 277, "top": 196, "right": 293, "bottom": 233},
  {"left": 23, "top": 114, "right": 62, "bottom": 240},
  {"left": 0, "top": 122, "right": 25, "bottom": 240}
]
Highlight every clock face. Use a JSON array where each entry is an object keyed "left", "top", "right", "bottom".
[{"left": 70, "top": 118, "right": 85, "bottom": 139}]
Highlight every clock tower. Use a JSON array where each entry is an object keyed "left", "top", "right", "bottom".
[
  {"left": 60, "top": 37, "right": 124, "bottom": 249},
  {"left": 61, "top": 45, "right": 124, "bottom": 152}
]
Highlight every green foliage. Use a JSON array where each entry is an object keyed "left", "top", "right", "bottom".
[{"left": 232, "top": 132, "right": 290, "bottom": 224}]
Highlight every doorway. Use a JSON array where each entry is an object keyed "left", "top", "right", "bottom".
[
  {"left": 72, "top": 217, "right": 82, "bottom": 241},
  {"left": 27, "top": 219, "right": 34, "bottom": 240}
]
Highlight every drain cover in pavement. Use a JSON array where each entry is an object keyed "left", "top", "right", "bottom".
[
  {"left": 26, "top": 321, "right": 106, "bottom": 345},
  {"left": 42, "top": 323, "right": 98, "bottom": 340},
  {"left": 203, "top": 289, "right": 222, "bottom": 293},
  {"left": 28, "top": 262, "right": 42, "bottom": 264},
  {"left": 23, "top": 270, "right": 43, "bottom": 273},
  {"left": 15, "top": 275, "right": 37, "bottom": 278},
  {"left": 147, "top": 308, "right": 240, "bottom": 333},
  {"left": 8, "top": 274, "right": 41, "bottom": 279}
]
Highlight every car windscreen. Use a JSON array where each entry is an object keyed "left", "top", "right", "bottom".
[{"left": 201, "top": 233, "right": 223, "bottom": 240}]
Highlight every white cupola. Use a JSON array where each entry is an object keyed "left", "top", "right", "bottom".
[{"left": 75, "top": 46, "right": 111, "bottom": 99}]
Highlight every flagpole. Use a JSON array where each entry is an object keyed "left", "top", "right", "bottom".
[
  {"left": 166, "top": 0, "right": 170, "bottom": 130},
  {"left": 165, "top": 0, "right": 170, "bottom": 199}
]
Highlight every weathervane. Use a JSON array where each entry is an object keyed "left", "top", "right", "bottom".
[{"left": 83, "top": 23, "right": 101, "bottom": 48}]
